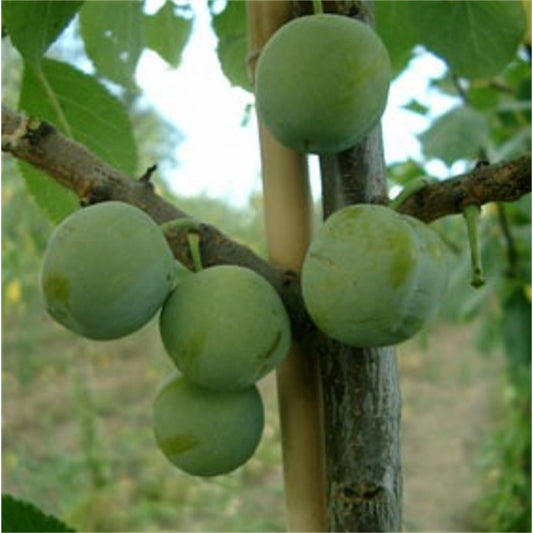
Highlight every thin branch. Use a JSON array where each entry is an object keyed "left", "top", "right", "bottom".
[
  {"left": 396, "top": 156, "right": 531, "bottom": 222},
  {"left": 1, "top": 104, "right": 310, "bottom": 337}
]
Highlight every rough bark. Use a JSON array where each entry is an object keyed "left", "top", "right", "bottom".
[
  {"left": 317, "top": 123, "right": 402, "bottom": 531},
  {"left": 396, "top": 156, "right": 532, "bottom": 222},
  {"left": 309, "top": 2, "right": 401, "bottom": 530}
]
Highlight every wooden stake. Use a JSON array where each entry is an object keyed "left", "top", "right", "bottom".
[{"left": 247, "top": 3, "right": 327, "bottom": 531}]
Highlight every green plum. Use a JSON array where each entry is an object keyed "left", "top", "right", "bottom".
[
  {"left": 255, "top": 13, "right": 391, "bottom": 154},
  {"left": 159, "top": 265, "right": 291, "bottom": 391},
  {"left": 301, "top": 204, "right": 450, "bottom": 347},
  {"left": 41, "top": 201, "right": 177, "bottom": 340},
  {"left": 153, "top": 375, "right": 264, "bottom": 477}
]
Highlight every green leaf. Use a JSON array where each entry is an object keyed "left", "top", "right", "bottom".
[
  {"left": 402, "top": 99, "right": 429, "bottom": 116},
  {"left": 429, "top": 72, "right": 460, "bottom": 97},
  {"left": 2, "top": 0, "right": 83, "bottom": 67},
  {"left": 2, "top": 493, "right": 75, "bottom": 532},
  {"left": 143, "top": 1, "right": 193, "bottom": 68},
  {"left": 419, "top": 106, "right": 490, "bottom": 165},
  {"left": 502, "top": 287, "right": 532, "bottom": 370},
  {"left": 466, "top": 82, "right": 501, "bottom": 111},
  {"left": 19, "top": 58, "right": 138, "bottom": 222},
  {"left": 375, "top": 1, "right": 418, "bottom": 75},
  {"left": 20, "top": 59, "right": 138, "bottom": 176},
  {"left": 387, "top": 159, "right": 425, "bottom": 186},
  {"left": 408, "top": 1, "right": 527, "bottom": 79},
  {"left": 79, "top": 0, "right": 143, "bottom": 90},
  {"left": 17, "top": 163, "right": 80, "bottom": 224},
  {"left": 211, "top": 0, "right": 251, "bottom": 91}
]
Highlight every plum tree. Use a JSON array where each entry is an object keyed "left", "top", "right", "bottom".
[
  {"left": 301, "top": 204, "right": 450, "bottom": 347},
  {"left": 41, "top": 201, "right": 176, "bottom": 340},
  {"left": 159, "top": 265, "right": 291, "bottom": 391},
  {"left": 152, "top": 375, "right": 264, "bottom": 477},
  {"left": 2, "top": 0, "right": 530, "bottom": 530},
  {"left": 255, "top": 13, "right": 391, "bottom": 154}
]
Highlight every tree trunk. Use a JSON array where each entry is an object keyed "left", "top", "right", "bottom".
[{"left": 317, "top": 123, "right": 403, "bottom": 532}]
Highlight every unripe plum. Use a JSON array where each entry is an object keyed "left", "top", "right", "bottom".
[
  {"left": 153, "top": 375, "right": 264, "bottom": 477},
  {"left": 41, "top": 201, "right": 176, "bottom": 340},
  {"left": 159, "top": 265, "right": 291, "bottom": 391},
  {"left": 255, "top": 14, "right": 391, "bottom": 154},
  {"left": 301, "top": 205, "right": 450, "bottom": 347}
]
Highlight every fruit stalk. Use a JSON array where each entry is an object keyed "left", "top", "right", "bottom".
[
  {"left": 463, "top": 203, "right": 486, "bottom": 288},
  {"left": 312, "top": 0, "right": 323, "bottom": 15},
  {"left": 160, "top": 217, "right": 202, "bottom": 236},
  {"left": 187, "top": 233, "right": 203, "bottom": 272},
  {"left": 389, "top": 176, "right": 436, "bottom": 211},
  {"left": 247, "top": 2, "right": 327, "bottom": 531},
  {"left": 160, "top": 218, "right": 203, "bottom": 271}
]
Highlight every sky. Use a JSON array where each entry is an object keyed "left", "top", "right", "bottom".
[{"left": 135, "top": 2, "right": 460, "bottom": 207}]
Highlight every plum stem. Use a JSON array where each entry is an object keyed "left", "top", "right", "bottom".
[
  {"left": 160, "top": 217, "right": 201, "bottom": 235},
  {"left": 463, "top": 204, "right": 485, "bottom": 288},
  {"left": 312, "top": 0, "right": 323, "bottom": 14},
  {"left": 187, "top": 232, "right": 203, "bottom": 272},
  {"left": 389, "top": 177, "right": 436, "bottom": 211},
  {"left": 161, "top": 218, "right": 203, "bottom": 272}
]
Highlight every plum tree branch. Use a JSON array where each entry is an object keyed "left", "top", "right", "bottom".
[
  {"left": 1, "top": 103, "right": 531, "bottom": 330},
  {"left": 396, "top": 156, "right": 531, "bottom": 222},
  {"left": 3, "top": 105, "right": 529, "bottom": 223},
  {"left": 0, "top": 104, "right": 310, "bottom": 336}
]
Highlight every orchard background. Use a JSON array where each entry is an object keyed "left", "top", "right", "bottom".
[{"left": 1, "top": 1, "right": 531, "bottom": 532}]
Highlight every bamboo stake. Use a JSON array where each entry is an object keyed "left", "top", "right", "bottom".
[{"left": 247, "top": 3, "right": 327, "bottom": 531}]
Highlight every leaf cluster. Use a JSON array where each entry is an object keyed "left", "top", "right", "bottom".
[{"left": 2, "top": 0, "right": 194, "bottom": 221}]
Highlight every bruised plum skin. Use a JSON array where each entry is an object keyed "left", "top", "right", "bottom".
[
  {"left": 301, "top": 205, "right": 450, "bottom": 347},
  {"left": 153, "top": 375, "right": 264, "bottom": 477},
  {"left": 255, "top": 14, "right": 391, "bottom": 154},
  {"left": 159, "top": 265, "right": 291, "bottom": 391},
  {"left": 41, "top": 201, "right": 176, "bottom": 340}
]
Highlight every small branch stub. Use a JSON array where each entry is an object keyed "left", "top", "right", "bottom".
[
  {"left": 389, "top": 177, "right": 437, "bottom": 211},
  {"left": 138, "top": 164, "right": 158, "bottom": 187}
]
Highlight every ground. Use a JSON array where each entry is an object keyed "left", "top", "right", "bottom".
[{"left": 399, "top": 323, "right": 503, "bottom": 531}]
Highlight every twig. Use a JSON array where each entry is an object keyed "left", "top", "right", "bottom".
[{"left": 395, "top": 156, "right": 531, "bottom": 222}]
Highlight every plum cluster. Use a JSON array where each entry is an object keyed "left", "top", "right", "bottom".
[
  {"left": 40, "top": 201, "right": 291, "bottom": 477},
  {"left": 156, "top": 264, "right": 291, "bottom": 476},
  {"left": 39, "top": 13, "right": 444, "bottom": 481}
]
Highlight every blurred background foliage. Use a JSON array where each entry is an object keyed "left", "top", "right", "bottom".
[{"left": 2, "top": 1, "right": 531, "bottom": 531}]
